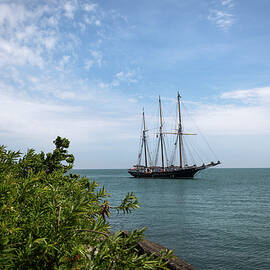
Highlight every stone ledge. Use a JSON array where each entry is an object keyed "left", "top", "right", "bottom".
[{"left": 121, "top": 231, "right": 195, "bottom": 270}]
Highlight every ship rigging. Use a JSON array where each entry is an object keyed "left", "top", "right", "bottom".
[{"left": 128, "top": 92, "right": 221, "bottom": 178}]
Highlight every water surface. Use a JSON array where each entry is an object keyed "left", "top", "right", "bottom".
[{"left": 73, "top": 168, "right": 270, "bottom": 270}]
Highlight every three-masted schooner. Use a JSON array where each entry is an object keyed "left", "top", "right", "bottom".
[{"left": 128, "top": 92, "right": 220, "bottom": 178}]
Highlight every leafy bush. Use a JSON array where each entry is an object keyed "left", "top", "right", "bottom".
[{"left": 0, "top": 137, "right": 171, "bottom": 269}]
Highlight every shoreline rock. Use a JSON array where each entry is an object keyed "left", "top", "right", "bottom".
[{"left": 121, "top": 231, "right": 195, "bottom": 270}]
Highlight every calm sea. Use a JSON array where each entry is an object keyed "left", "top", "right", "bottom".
[{"left": 73, "top": 168, "right": 270, "bottom": 270}]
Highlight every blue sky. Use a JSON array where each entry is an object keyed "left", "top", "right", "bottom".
[{"left": 0, "top": 0, "right": 270, "bottom": 168}]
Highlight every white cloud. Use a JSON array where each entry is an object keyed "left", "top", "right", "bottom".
[
  {"left": 125, "top": 71, "right": 137, "bottom": 83},
  {"left": 0, "top": 89, "right": 81, "bottom": 139},
  {"left": 44, "top": 36, "right": 57, "bottom": 50},
  {"left": 57, "top": 55, "right": 71, "bottom": 70},
  {"left": 116, "top": 71, "right": 124, "bottom": 79},
  {"left": 54, "top": 90, "right": 77, "bottom": 100},
  {"left": 0, "top": 4, "right": 58, "bottom": 69},
  {"left": 84, "top": 3, "right": 97, "bottom": 12},
  {"left": 128, "top": 98, "right": 138, "bottom": 103},
  {"left": 28, "top": 76, "right": 39, "bottom": 83},
  {"left": 0, "top": 0, "right": 139, "bottom": 168},
  {"left": 0, "top": 1, "right": 101, "bottom": 73},
  {"left": 47, "top": 16, "right": 58, "bottom": 26},
  {"left": 0, "top": 84, "right": 139, "bottom": 145},
  {"left": 182, "top": 87, "right": 270, "bottom": 136},
  {"left": 113, "top": 70, "right": 137, "bottom": 85},
  {"left": 0, "top": 38, "right": 44, "bottom": 67},
  {"left": 190, "top": 104, "right": 270, "bottom": 135},
  {"left": 85, "top": 59, "right": 94, "bottom": 70},
  {"left": 90, "top": 50, "right": 103, "bottom": 66},
  {"left": 78, "top": 22, "right": 86, "bottom": 32},
  {"left": 208, "top": 10, "right": 234, "bottom": 31},
  {"left": 221, "top": 87, "right": 270, "bottom": 104},
  {"left": 208, "top": 0, "right": 235, "bottom": 31},
  {"left": 64, "top": 2, "right": 77, "bottom": 19},
  {"left": 95, "top": 20, "right": 101, "bottom": 26},
  {"left": 0, "top": 3, "right": 29, "bottom": 28},
  {"left": 16, "top": 25, "right": 37, "bottom": 41},
  {"left": 98, "top": 82, "right": 109, "bottom": 89},
  {"left": 84, "top": 15, "right": 101, "bottom": 26},
  {"left": 221, "top": 0, "right": 234, "bottom": 8}
]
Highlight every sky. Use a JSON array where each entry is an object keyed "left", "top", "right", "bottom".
[{"left": 0, "top": 0, "right": 270, "bottom": 168}]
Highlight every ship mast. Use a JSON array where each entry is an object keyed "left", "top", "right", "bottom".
[
  {"left": 142, "top": 109, "right": 148, "bottom": 168},
  {"left": 177, "top": 91, "right": 183, "bottom": 168},
  {"left": 159, "top": 96, "right": 165, "bottom": 168}
]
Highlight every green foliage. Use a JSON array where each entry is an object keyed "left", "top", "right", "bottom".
[{"left": 0, "top": 137, "right": 172, "bottom": 269}]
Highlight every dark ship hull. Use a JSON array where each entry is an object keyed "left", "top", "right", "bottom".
[{"left": 128, "top": 161, "right": 220, "bottom": 179}]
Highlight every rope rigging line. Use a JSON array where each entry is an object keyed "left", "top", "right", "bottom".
[
  {"left": 169, "top": 135, "right": 178, "bottom": 166},
  {"left": 146, "top": 142, "right": 153, "bottom": 167},
  {"left": 182, "top": 143, "right": 187, "bottom": 166},
  {"left": 182, "top": 102, "right": 219, "bottom": 162},
  {"left": 163, "top": 135, "right": 169, "bottom": 167},
  {"left": 182, "top": 136, "right": 196, "bottom": 165},
  {"left": 137, "top": 138, "right": 143, "bottom": 165},
  {"left": 167, "top": 102, "right": 178, "bottom": 166},
  {"left": 154, "top": 136, "right": 160, "bottom": 166},
  {"left": 186, "top": 135, "right": 204, "bottom": 164},
  {"left": 136, "top": 117, "right": 145, "bottom": 165}
]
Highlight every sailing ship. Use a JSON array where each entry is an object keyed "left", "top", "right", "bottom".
[{"left": 128, "top": 92, "right": 221, "bottom": 178}]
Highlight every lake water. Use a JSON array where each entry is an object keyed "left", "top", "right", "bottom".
[{"left": 73, "top": 168, "right": 270, "bottom": 270}]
